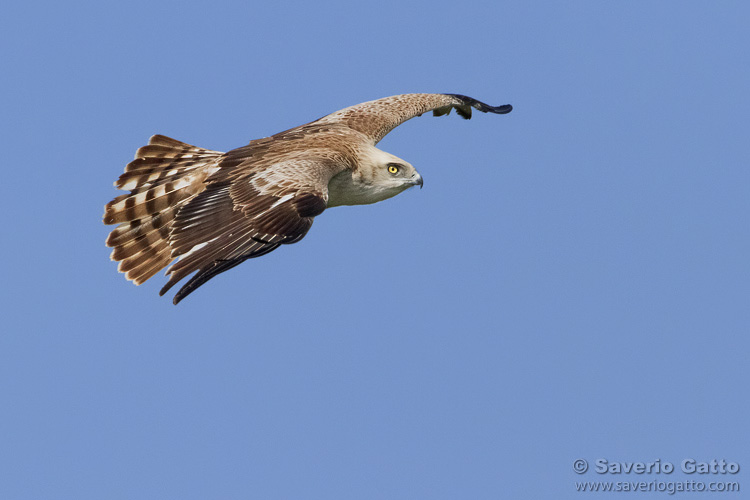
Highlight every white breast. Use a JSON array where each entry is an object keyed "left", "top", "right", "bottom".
[{"left": 327, "top": 170, "right": 406, "bottom": 207}]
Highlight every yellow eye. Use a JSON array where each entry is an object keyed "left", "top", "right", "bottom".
[{"left": 388, "top": 165, "right": 399, "bottom": 174}]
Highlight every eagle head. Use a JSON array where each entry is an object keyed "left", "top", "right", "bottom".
[{"left": 327, "top": 147, "right": 423, "bottom": 207}]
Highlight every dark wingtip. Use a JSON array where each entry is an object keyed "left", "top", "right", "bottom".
[
  {"left": 170, "top": 280, "right": 195, "bottom": 305},
  {"left": 445, "top": 94, "right": 513, "bottom": 114},
  {"left": 490, "top": 103, "right": 513, "bottom": 114},
  {"left": 168, "top": 257, "right": 253, "bottom": 305}
]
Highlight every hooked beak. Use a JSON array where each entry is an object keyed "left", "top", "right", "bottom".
[{"left": 412, "top": 172, "right": 424, "bottom": 189}]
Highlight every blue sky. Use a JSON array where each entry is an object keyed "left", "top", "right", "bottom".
[{"left": 1, "top": 1, "right": 748, "bottom": 498}]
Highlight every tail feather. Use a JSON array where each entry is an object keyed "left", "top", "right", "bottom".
[
  {"left": 105, "top": 210, "right": 174, "bottom": 248},
  {"left": 119, "top": 138, "right": 222, "bottom": 188},
  {"left": 117, "top": 241, "right": 165, "bottom": 274},
  {"left": 118, "top": 157, "right": 209, "bottom": 190},
  {"left": 113, "top": 230, "right": 167, "bottom": 265},
  {"left": 121, "top": 241, "right": 173, "bottom": 284},
  {"left": 104, "top": 134, "right": 225, "bottom": 286},
  {"left": 103, "top": 180, "right": 200, "bottom": 224}
]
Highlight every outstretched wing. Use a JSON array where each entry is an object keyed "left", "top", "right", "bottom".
[
  {"left": 161, "top": 156, "right": 334, "bottom": 304},
  {"left": 317, "top": 93, "right": 512, "bottom": 144}
]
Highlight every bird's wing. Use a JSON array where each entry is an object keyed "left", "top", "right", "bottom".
[
  {"left": 316, "top": 93, "right": 512, "bottom": 144},
  {"left": 160, "top": 153, "right": 338, "bottom": 304}
]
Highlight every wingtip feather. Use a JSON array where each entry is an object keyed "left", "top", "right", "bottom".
[{"left": 445, "top": 94, "right": 513, "bottom": 115}]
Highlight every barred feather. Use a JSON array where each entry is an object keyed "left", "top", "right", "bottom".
[{"left": 104, "top": 135, "right": 224, "bottom": 286}]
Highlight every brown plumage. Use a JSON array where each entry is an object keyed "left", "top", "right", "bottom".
[{"left": 104, "top": 93, "right": 512, "bottom": 304}]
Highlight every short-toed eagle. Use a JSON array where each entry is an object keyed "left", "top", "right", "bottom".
[{"left": 104, "top": 93, "right": 512, "bottom": 303}]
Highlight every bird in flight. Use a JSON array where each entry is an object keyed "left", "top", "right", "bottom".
[{"left": 104, "top": 93, "right": 512, "bottom": 304}]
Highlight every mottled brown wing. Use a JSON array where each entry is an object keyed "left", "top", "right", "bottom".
[
  {"left": 317, "top": 93, "right": 513, "bottom": 144},
  {"left": 160, "top": 157, "right": 334, "bottom": 304}
]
